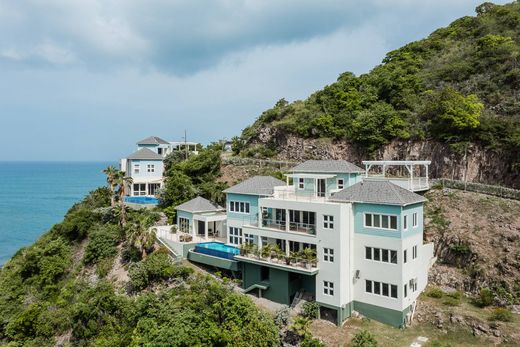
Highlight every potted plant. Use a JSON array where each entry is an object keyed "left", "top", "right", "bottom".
[
  {"left": 273, "top": 245, "right": 284, "bottom": 263},
  {"left": 302, "top": 247, "right": 317, "bottom": 269},
  {"left": 261, "top": 244, "right": 273, "bottom": 261},
  {"left": 240, "top": 243, "right": 248, "bottom": 256},
  {"left": 170, "top": 225, "right": 178, "bottom": 234}
]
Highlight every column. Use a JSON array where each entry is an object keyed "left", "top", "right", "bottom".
[
  {"left": 285, "top": 239, "right": 290, "bottom": 256},
  {"left": 258, "top": 206, "right": 263, "bottom": 227},
  {"left": 258, "top": 236, "right": 263, "bottom": 250},
  {"left": 204, "top": 221, "right": 208, "bottom": 240},
  {"left": 285, "top": 209, "right": 290, "bottom": 232}
]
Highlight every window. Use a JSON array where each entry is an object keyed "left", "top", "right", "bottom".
[
  {"left": 323, "top": 281, "right": 334, "bottom": 296},
  {"left": 413, "top": 212, "right": 418, "bottom": 227},
  {"left": 404, "top": 249, "right": 408, "bottom": 263},
  {"left": 133, "top": 183, "right": 146, "bottom": 196},
  {"left": 298, "top": 178, "right": 305, "bottom": 189},
  {"left": 382, "top": 283, "right": 389, "bottom": 297},
  {"left": 374, "top": 281, "right": 381, "bottom": 295},
  {"left": 365, "top": 279, "right": 398, "bottom": 299},
  {"left": 323, "top": 248, "right": 334, "bottom": 262},
  {"left": 179, "top": 217, "right": 190, "bottom": 232},
  {"left": 390, "top": 250, "right": 397, "bottom": 264},
  {"left": 403, "top": 215, "right": 408, "bottom": 230},
  {"left": 133, "top": 164, "right": 140, "bottom": 174},
  {"left": 364, "top": 213, "right": 398, "bottom": 231},
  {"left": 157, "top": 148, "right": 163, "bottom": 155},
  {"left": 337, "top": 178, "right": 344, "bottom": 190},
  {"left": 391, "top": 285, "right": 398, "bottom": 298},
  {"left": 365, "top": 247, "right": 372, "bottom": 260},
  {"left": 365, "top": 246, "right": 398, "bottom": 264},
  {"left": 244, "top": 234, "right": 254, "bottom": 244},
  {"left": 147, "top": 164, "right": 155, "bottom": 173},
  {"left": 373, "top": 248, "right": 381, "bottom": 261},
  {"left": 382, "top": 249, "right": 389, "bottom": 262},
  {"left": 404, "top": 284, "right": 408, "bottom": 298},
  {"left": 323, "top": 215, "right": 334, "bottom": 229},
  {"left": 229, "top": 201, "right": 250, "bottom": 213},
  {"left": 229, "top": 227, "right": 242, "bottom": 245},
  {"left": 412, "top": 245, "right": 418, "bottom": 259}
]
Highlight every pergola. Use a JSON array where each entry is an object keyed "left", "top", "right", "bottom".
[{"left": 362, "top": 160, "right": 431, "bottom": 192}]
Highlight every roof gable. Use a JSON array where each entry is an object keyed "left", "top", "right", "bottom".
[
  {"left": 175, "top": 196, "right": 224, "bottom": 213},
  {"left": 136, "top": 136, "right": 170, "bottom": 145},
  {"left": 291, "top": 160, "right": 364, "bottom": 174},
  {"left": 223, "top": 176, "right": 285, "bottom": 196},
  {"left": 127, "top": 147, "right": 164, "bottom": 160},
  {"left": 331, "top": 179, "right": 427, "bottom": 206}
]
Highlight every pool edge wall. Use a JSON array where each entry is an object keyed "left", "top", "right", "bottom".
[{"left": 188, "top": 250, "right": 240, "bottom": 271}]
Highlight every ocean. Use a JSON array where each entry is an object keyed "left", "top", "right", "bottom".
[{"left": 0, "top": 162, "right": 111, "bottom": 265}]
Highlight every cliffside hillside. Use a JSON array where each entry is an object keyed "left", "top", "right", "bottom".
[{"left": 235, "top": 1, "right": 520, "bottom": 188}]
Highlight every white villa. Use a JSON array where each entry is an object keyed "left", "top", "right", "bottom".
[
  {"left": 157, "top": 159, "right": 435, "bottom": 327},
  {"left": 120, "top": 136, "right": 200, "bottom": 198}
]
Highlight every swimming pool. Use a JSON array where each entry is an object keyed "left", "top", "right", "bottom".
[
  {"left": 124, "top": 196, "right": 160, "bottom": 205},
  {"left": 194, "top": 242, "right": 240, "bottom": 260}
]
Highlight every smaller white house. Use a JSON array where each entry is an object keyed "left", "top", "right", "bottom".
[{"left": 123, "top": 147, "right": 164, "bottom": 197}]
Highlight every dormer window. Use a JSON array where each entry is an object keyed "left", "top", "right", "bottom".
[
  {"left": 337, "top": 178, "right": 344, "bottom": 190},
  {"left": 298, "top": 178, "right": 305, "bottom": 189},
  {"left": 134, "top": 164, "right": 140, "bottom": 174}
]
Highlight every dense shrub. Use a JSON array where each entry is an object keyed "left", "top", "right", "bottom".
[
  {"left": 83, "top": 225, "right": 120, "bottom": 265},
  {"left": 301, "top": 301, "right": 320, "bottom": 320},
  {"left": 351, "top": 330, "right": 379, "bottom": 347},
  {"left": 425, "top": 286, "right": 444, "bottom": 298},
  {"left": 58, "top": 207, "right": 98, "bottom": 240},
  {"left": 128, "top": 252, "right": 192, "bottom": 291},
  {"left": 274, "top": 306, "right": 290, "bottom": 327},
  {"left": 477, "top": 288, "right": 494, "bottom": 307},
  {"left": 490, "top": 308, "right": 513, "bottom": 322}
]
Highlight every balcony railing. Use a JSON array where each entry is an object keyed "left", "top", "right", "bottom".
[{"left": 230, "top": 215, "right": 317, "bottom": 235}]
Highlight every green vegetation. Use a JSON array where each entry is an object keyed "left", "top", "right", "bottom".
[
  {"left": 490, "top": 307, "right": 514, "bottom": 322},
  {"left": 160, "top": 144, "right": 228, "bottom": 221},
  {"left": 0, "top": 187, "right": 280, "bottom": 346},
  {"left": 301, "top": 301, "right": 321, "bottom": 320},
  {"left": 237, "top": 2, "right": 520, "bottom": 160},
  {"left": 350, "top": 330, "right": 379, "bottom": 347}
]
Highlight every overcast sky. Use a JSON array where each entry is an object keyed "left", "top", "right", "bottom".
[{"left": 0, "top": 0, "right": 509, "bottom": 161}]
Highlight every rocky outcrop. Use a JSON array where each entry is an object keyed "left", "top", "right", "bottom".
[{"left": 246, "top": 127, "right": 520, "bottom": 188}]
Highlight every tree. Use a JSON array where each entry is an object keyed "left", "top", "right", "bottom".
[
  {"left": 102, "top": 166, "right": 118, "bottom": 207},
  {"left": 420, "top": 87, "right": 483, "bottom": 142},
  {"left": 114, "top": 171, "right": 132, "bottom": 227},
  {"left": 126, "top": 216, "right": 157, "bottom": 259}
]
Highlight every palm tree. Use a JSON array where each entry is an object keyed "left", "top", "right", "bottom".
[
  {"left": 114, "top": 171, "right": 132, "bottom": 226},
  {"left": 127, "top": 218, "right": 156, "bottom": 258},
  {"left": 102, "top": 165, "right": 118, "bottom": 207}
]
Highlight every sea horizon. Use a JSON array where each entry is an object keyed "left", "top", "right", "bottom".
[{"left": 0, "top": 161, "right": 113, "bottom": 265}]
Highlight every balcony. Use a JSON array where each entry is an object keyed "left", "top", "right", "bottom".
[
  {"left": 235, "top": 244, "right": 319, "bottom": 275},
  {"left": 271, "top": 185, "right": 328, "bottom": 202}
]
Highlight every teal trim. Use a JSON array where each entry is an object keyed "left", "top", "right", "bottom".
[
  {"left": 188, "top": 250, "right": 239, "bottom": 271},
  {"left": 176, "top": 210, "right": 194, "bottom": 228},
  {"left": 226, "top": 193, "right": 259, "bottom": 222},
  {"left": 353, "top": 301, "right": 410, "bottom": 328}
]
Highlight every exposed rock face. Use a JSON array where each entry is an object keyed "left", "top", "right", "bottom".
[{"left": 247, "top": 127, "right": 520, "bottom": 188}]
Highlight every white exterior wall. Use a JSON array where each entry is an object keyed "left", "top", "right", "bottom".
[{"left": 128, "top": 159, "right": 164, "bottom": 181}]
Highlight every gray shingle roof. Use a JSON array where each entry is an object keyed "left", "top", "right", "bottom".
[
  {"left": 175, "top": 196, "right": 224, "bottom": 213},
  {"left": 330, "top": 179, "right": 427, "bottom": 206},
  {"left": 291, "top": 160, "right": 364, "bottom": 174},
  {"left": 136, "top": 136, "right": 170, "bottom": 145},
  {"left": 127, "top": 147, "right": 163, "bottom": 160},
  {"left": 223, "top": 176, "right": 285, "bottom": 196}
]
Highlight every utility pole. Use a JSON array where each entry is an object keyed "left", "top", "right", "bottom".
[{"left": 184, "top": 129, "right": 188, "bottom": 160}]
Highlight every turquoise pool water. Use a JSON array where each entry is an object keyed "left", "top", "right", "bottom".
[
  {"left": 194, "top": 242, "right": 239, "bottom": 260},
  {"left": 125, "top": 196, "right": 159, "bottom": 205}
]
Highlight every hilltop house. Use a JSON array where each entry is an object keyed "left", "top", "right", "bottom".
[
  {"left": 155, "top": 159, "right": 435, "bottom": 327},
  {"left": 120, "top": 136, "right": 200, "bottom": 199}
]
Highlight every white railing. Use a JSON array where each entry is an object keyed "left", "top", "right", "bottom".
[{"left": 272, "top": 185, "right": 328, "bottom": 202}]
